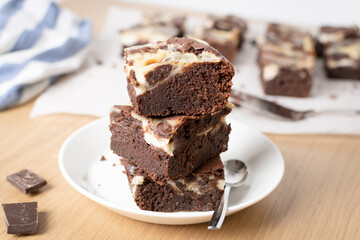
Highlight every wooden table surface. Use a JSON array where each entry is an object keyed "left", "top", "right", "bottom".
[{"left": 1, "top": 1, "right": 360, "bottom": 239}]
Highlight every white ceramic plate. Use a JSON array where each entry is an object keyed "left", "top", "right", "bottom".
[{"left": 59, "top": 117, "right": 284, "bottom": 225}]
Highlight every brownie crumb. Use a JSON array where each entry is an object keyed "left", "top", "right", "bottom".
[
  {"left": 329, "top": 94, "right": 337, "bottom": 99},
  {"left": 100, "top": 156, "right": 106, "bottom": 161},
  {"left": 250, "top": 39, "right": 257, "bottom": 46},
  {"left": 112, "top": 163, "right": 116, "bottom": 167}
]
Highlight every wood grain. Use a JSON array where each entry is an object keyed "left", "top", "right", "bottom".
[{"left": 1, "top": 1, "right": 360, "bottom": 239}]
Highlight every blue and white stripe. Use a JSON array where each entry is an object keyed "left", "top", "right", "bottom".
[{"left": 0, "top": 0, "right": 92, "bottom": 111}]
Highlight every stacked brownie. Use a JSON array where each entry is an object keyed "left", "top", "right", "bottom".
[
  {"left": 190, "top": 15, "right": 247, "bottom": 63},
  {"left": 257, "top": 23, "right": 315, "bottom": 97},
  {"left": 109, "top": 37, "right": 235, "bottom": 212}
]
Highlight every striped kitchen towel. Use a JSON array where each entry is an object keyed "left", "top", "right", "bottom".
[{"left": 0, "top": 0, "right": 92, "bottom": 111}]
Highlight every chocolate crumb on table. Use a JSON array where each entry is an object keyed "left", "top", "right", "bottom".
[
  {"left": 109, "top": 104, "right": 232, "bottom": 182},
  {"left": 112, "top": 163, "right": 116, "bottom": 167},
  {"left": 124, "top": 37, "right": 234, "bottom": 117},
  {"left": 329, "top": 94, "right": 338, "bottom": 99},
  {"left": 7, "top": 169, "right": 47, "bottom": 194},
  {"left": 2, "top": 202, "right": 38, "bottom": 235},
  {"left": 257, "top": 23, "right": 315, "bottom": 97},
  {"left": 190, "top": 15, "right": 247, "bottom": 62},
  {"left": 100, "top": 155, "right": 106, "bottom": 161},
  {"left": 324, "top": 39, "right": 360, "bottom": 80},
  {"left": 250, "top": 39, "right": 257, "bottom": 46},
  {"left": 316, "top": 25, "right": 360, "bottom": 56},
  {"left": 121, "top": 156, "right": 224, "bottom": 212}
]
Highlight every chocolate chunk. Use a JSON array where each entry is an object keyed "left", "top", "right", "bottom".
[
  {"left": 155, "top": 121, "right": 173, "bottom": 138},
  {"left": 7, "top": 169, "right": 47, "bottom": 194},
  {"left": 2, "top": 202, "right": 38, "bottom": 234},
  {"left": 145, "top": 64, "right": 173, "bottom": 85}
]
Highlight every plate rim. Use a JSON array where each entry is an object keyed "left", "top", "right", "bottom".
[{"left": 58, "top": 117, "right": 284, "bottom": 220}]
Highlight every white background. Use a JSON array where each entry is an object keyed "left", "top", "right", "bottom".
[{"left": 121, "top": 0, "right": 360, "bottom": 26}]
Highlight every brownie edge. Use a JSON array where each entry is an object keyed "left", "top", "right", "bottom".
[
  {"left": 124, "top": 37, "right": 234, "bottom": 117},
  {"left": 121, "top": 156, "right": 225, "bottom": 212},
  {"left": 109, "top": 104, "right": 232, "bottom": 182}
]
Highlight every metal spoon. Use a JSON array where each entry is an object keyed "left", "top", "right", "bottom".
[{"left": 208, "top": 159, "right": 248, "bottom": 230}]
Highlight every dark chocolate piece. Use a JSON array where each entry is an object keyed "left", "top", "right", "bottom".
[
  {"left": 109, "top": 104, "right": 232, "bottom": 181},
  {"left": 121, "top": 156, "right": 225, "bottom": 212},
  {"left": 7, "top": 169, "right": 47, "bottom": 194},
  {"left": 124, "top": 37, "right": 234, "bottom": 117},
  {"left": 2, "top": 202, "right": 38, "bottom": 234},
  {"left": 316, "top": 25, "right": 360, "bottom": 56},
  {"left": 257, "top": 23, "right": 315, "bottom": 97},
  {"left": 324, "top": 39, "right": 360, "bottom": 80}
]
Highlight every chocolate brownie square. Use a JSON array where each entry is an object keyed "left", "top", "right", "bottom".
[
  {"left": 265, "top": 23, "right": 315, "bottom": 54},
  {"left": 324, "top": 39, "right": 360, "bottom": 80},
  {"left": 124, "top": 37, "right": 234, "bottom": 117},
  {"left": 121, "top": 156, "right": 225, "bottom": 212},
  {"left": 120, "top": 13, "right": 185, "bottom": 51},
  {"left": 190, "top": 15, "right": 247, "bottom": 62},
  {"left": 109, "top": 104, "right": 232, "bottom": 181},
  {"left": 316, "top": 25, "right": 360, "bottom": 56},
  {"left": 257, "top": 23, "right": 315, "bottom": 97}
]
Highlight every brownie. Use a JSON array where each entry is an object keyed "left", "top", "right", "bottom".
[
  {"left": 190, "top": 15, "right": 247, "bottom": 62},
  {"left": 316, "top": 25, "right": 360, "bottom": 56},
  {"left": 124, "top": 37, "right": 234, "bottom": 117},
  {"left": 121, "top": 156, "right": 225, "bottom": 212},
  {"left": 257, "top": 23, "right": 315, "bottom": 97},
  {"left": 120, "top": 13, "right": 185, "bottom": 51},
  {"left": 265, "top": 23, "right": 315, "bottom": 54},
  {"left": 324, "top": 39, "right": 360, "bottom": 80},
  {"left": 109, "top": 104, "right": 232, "bottom": 181}
]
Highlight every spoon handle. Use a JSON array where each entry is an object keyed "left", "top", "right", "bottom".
[{"left": 208, "top": 185, "right": 231, "bottom": 230}]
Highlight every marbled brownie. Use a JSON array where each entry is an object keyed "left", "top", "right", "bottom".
[
  {"left": 324, "top": 39, "right": 360, "bottom": 79},
  {"left": 124, "top": 37, "right": 234, "bottom": 117},
  {"left": 257, "top": 23, "right": 315, "bottom": 97},
  {"left": 109, "top": 104, "right": 232, "bottom": 182},
  {"left": 265, "top": 23, "right": 315, "bottom": 54},
  {"left": 121, "top": 156, "right": 225, "bottom": 212},
  {"left": 120, "top": 13, "right": 185, "bottom": 50},
  {"left": 190, "top": 15, "right": 247, "bottom": 62},
  {"left": 316, "top": 25, "right": 360, "bottom": 56}
]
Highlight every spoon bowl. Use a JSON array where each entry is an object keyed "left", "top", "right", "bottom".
[{"left": 225, "top": 159, "right": 248, "bottom": 187}]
